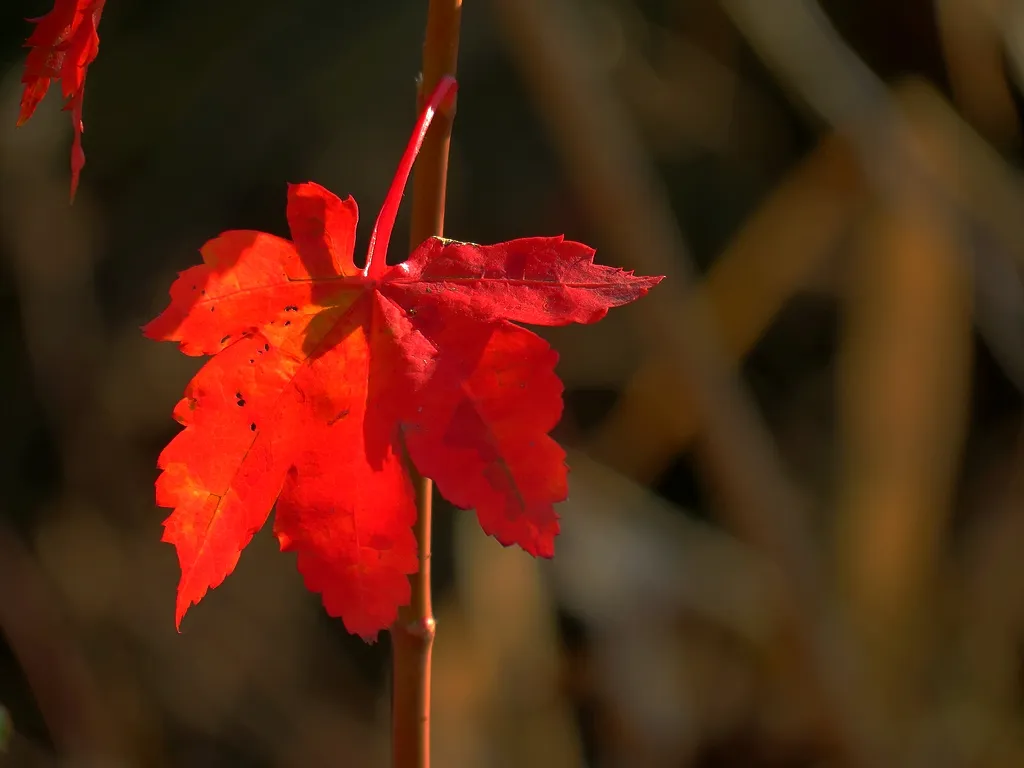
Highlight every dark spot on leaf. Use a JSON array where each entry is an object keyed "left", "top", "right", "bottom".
[
  {"left": 285, "top": 305, "right": 298, "bottom": 312},
  {"left": 425, "top": 287, "right": 432, "bottom": 294},
  {"left": 210, "top": 306, "right": 215, "bottom": 312},
  {"left": 220, "top": 335, "right": 231, "bottom": 344},
  {"left": 408, "top": 308, "right": 417, "bottom": 317},
  {"left": 235, "top": 392, "right": 242, "bottom": 399},
  {"left": 327, "top": 408, "right": 350, "bottom": 426},
  {"left": 264, "top": 343, "right": 270, "bottom": 351},
  {"left": 237, "top": 399, "right": 246, "bottom": 407},
  {"left": 284, "top": 320, "right": 291, "bottom": 326},
  {"left": 250, "top": 422, "right": 257, "bottom": 432},
  {"left": 191, "top": 284, "right": 197, "bottom": 290},
  {"left": 201, "top": 290, "right": 206, "bottom": 295},
  {"left": 249, "top": 359, "right": 254, "bottom": 364}
]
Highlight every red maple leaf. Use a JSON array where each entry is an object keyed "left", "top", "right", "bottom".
[
  {"left": 144, "top": 77, "right": 663, "bottom": 640},
  {"left": 18, "top": 0, "right": 106, "bottom": 201}
]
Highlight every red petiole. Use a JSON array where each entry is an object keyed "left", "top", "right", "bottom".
[{"left": 363, "top": 75, "right": 459, "bottom": 279}]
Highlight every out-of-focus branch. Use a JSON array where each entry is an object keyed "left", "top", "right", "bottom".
[
  {"left": 494, "top": 0, "right": 813, "bottom": 596},
  {"left": 491, "top": 0, "right": 871, "bottom": 764},
  {"left": 721, "top": 0, "right": 1024, "bottom": 395},
  {"left": 891, "top": 80, "right": 1024, "bottom": 389},
  {"left": 936, "top": 0, "right": 1021, "bottom": 146},
  {"left": 835, "top": 188, "right": 973, "bottom": 753},
  {"left": 718, "top": 0, "right": 968, "bottom": 207},
  {"left": 0, "top": 525, "right": 112, "bottom": 762},
  {"left": 0, "top": 707, "right": 60, "bottom": 768},
  {"left": 958, "top": 423, "right": 1024, "bottom": 759},
  {"left": 720, "top": 0, "right": 900, "bottom": 175},
  {"left": 719, "top": 4, "right": 984, "bottom": 764},
  {"left": 590, "top": 132, "right": 866, "bottom": 483}
]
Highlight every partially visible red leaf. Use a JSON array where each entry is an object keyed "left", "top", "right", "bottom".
[{"left": 18, "top": 0, "right": 106, "bottom": 201}]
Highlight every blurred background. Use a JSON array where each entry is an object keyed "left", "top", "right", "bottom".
[{"left": 3, "top": 0, "right": 1024, "bottom": 765}]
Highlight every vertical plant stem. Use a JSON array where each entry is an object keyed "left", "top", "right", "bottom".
[{"left": 390, "top": 2, "right": 462, "bottom": 768}]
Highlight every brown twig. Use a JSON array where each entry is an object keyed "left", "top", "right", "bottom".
[{"left": 390, "top": 2, "right": 462, "bottom": 767}]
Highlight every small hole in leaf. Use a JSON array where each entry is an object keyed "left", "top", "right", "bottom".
[
  {"left": 284, "top": 321, "right": 291, "bottom": 326},
  {"left": 250, "top": 422, "right": 257, "bottom": 432},
  {"left": 264, "top": 343, "right": 270, "bottom": 351},
  {"left": 285, "top": 305, "right": 298, "bottom": 312},
  {"left": 220, "top": 335, "right": 231, "bottom": 344}
]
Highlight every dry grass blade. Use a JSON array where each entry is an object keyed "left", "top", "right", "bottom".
[
  {"left": 890, "top": 82, "right": 1024, "bottom": 393},
  {"left": 835, "top": 188, "right": 973, "bottom": 759},
  {"left": 936, "top": 0, "right": 1021, "bottom": 146},
  {"left": 0, "top": 524, "right": 115, "bottom": 762},
  {"left": 551, "top": 450, "right": 787, "bottom": 763},
  {"left": 430, "top": 514, "right": 582, "bottom": 768},
  {"left": 491, "top": 0, "right": 871, "bottom": 763},
  {"left": 554, "top": 450, "right": 783, "bottom": 647},
  {"left": 953, "top": 424, "right": 1024, "bottom": 767},
  {"left": 722, "top": 0, "right": 1024, "bottom": 394},
  {"left": 590, "top": 132, "right": 866, "bottom": 483}
]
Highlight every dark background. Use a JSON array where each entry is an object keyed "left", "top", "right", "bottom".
[{"left": 3, "top": 1, "right": 1024, "bottom": 765}]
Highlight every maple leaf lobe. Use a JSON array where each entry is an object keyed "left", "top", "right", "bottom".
[
  {"left": 286, "top": 182, "right": 361, "bottom": 277},
  {"left": 403, "top": 320, "right": 566, "bottom": 558},
  {"left": 384, "top": 235, "right": 663, "bottom": 326}
]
